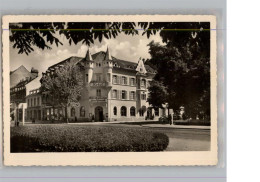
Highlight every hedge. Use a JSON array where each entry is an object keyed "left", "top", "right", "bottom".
[{"left": 11, "top": 125, "right": 169, "bottom": 152}]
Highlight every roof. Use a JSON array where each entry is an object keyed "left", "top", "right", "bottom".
[
  {"left": 48, "top": 56, "right": 83, "bottom": 70},
  {"left": 10, "top": 65, "right": 38, "bottom": 88},
  {"left": 46, "top": 51, "right": 156, "bottom": 74}
]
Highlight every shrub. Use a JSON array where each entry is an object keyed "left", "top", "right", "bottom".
[
  {"left": 159, "top": 116, "right": 168, "bottom": 123},
  {"left": 174, "top": 119, "right": 211, "bottom": 126},
  {"left": 11, "top": 125, "right": 169, "bottom": 152}
]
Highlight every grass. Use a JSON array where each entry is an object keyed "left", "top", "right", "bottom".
[{"left": 11, "top": 124, "right": 169, "bottom": 152}]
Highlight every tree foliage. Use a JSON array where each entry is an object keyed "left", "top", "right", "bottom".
[
  {"left": 145, "top": 22, "right": 210, "bottom": 119},
  {"left": 147, "top": 80, "right": 168, "bottom": 108},
  {"left": 10, "top": 21, "right": 211, "bottom": 119},
  {"left": 9, "top": 22, "right": 209, "bottom": 55},
  {"left": 10, "top": 22, "right": 138, "bottom": 55},
  {"left": 40, "top": 62, "right": 84, "bottom": 118}
]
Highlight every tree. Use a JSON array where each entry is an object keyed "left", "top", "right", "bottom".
[
  {"left": 10, "top": 21, "right": 211, "bottom": 119},
  {"left": 40, "top": 62, "right": 84, "bottom": 122},
  {"left": 145, "top": 23, "right": 210, "bottom": 119},
  {"left": 9, "top": 22, "right": 210, "bottom": 55},
  {"left": 10, "top": 22, "right": 137, "bottom": 55},
  {"left": 147, "top": 80, "right": 168, "bottom": 108}
]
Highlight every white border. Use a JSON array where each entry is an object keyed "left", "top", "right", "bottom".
[{"left": 2, "top": 15, "right": 217, "bottom": 166}]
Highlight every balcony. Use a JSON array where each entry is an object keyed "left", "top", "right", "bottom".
[{"left": 89, "top": 81, "right": 111, "bottom": 87}]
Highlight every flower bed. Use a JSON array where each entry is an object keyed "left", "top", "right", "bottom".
[{"left": 11, "top": 125, "right": 169, "bottom": 152}]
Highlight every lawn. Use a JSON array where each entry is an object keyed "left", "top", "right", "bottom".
[{"left": 11, "top": 124, "right": 169, "bottom": 152}]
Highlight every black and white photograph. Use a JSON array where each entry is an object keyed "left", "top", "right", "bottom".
[{"left": 2, "top": 15, "right": 217, "bottom": 166}]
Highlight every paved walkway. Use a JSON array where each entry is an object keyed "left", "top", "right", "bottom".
[
  {"left": 142, "top": 124, "right": 210, "bottom": 130},
  {"left": 68, "top": 120, "right": 210, "bottom": 130}
]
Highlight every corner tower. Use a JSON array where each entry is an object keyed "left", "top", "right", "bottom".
[
  {"left": 84, "top": 48, "right": 94, "bottom": 84},
  {"left": 104, "top": 47, "right": 113, "bottom": 85}
]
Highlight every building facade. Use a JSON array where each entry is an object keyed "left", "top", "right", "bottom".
[
  {"left": 10, "top": 65, "right": 38, "bottom": 123},
  {"left": 41, "top": 48, "right": 167, "bottom": 122},
  {"left": 26, "top": 88, "right": 42, "bottom": 121}
]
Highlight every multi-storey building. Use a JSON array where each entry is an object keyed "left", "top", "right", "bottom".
[
  {"left": 10, "top": 65, "right": 39, "bottom": 123},
  {"left": 25, "top": 88, "right": 42, "bottom": 121},
  {"left": 41, "top": 48, "right": 167, "bottom": 122}
]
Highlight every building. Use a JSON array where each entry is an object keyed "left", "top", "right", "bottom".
[
  {"left": 10, "top": 66, "right": 38, "bottom": 104},
  {"left": 25, "top": 76, "right": 42, "bottom": 121},
  {"left": 10, "top": 65, "right": 39, "bottom": 123},
  {"left": 41, "top": 48, "right": 167, "bottom": 122}
]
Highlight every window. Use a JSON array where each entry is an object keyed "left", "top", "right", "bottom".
[
  {"left": 122, "top": 90, "right": 127, "bottom": 99},
  {"left": 141, "top": 79, "right": 146, "bottom": 87},
  {"left": 34, "top": 98, "right": 36, "bottom": 106},
  {"left": 96, "top": 74, "right": 102, "bottom": 82},
  {"left": 139, "top": 109, "right": 144, "bottom": 116},
  {"left": 80, "top": 106, "right": 85, "bottom": 117},
  {"left": 37, "top": 97, "right": 40, "bottom": 106},
  {"left": 147, "top": 80, "right": 151, "bottom": 88},
  {"left": 130, "top": 107, "right": 136, "bottom": 116},
  {"left": 130, "top": 91, "right": 135, "bottom": 100},
  {"left": 107, "top": 73, "right": 111, "bottom": 82},
  {"left": 122, "top": 76, "right": 127, "bottom": 85},
  {"left": 121, "top": 106, "right": 127, "bottom": 116},
  {"left": 113, "top": 75, "right": 117, "bottom": 84},
  {"left": 130, "top": 78, "right": 135, "bottom": 86},
  {"left": 96, "top": 89, "right": 101, "bottom": 97},
  {"left": 141, "top": 94, "right": 146, "bottom": 100},
  {"left": 154, "top": 108, "right": 159, "bottom": 116},
  {"left": 112, "top": 90, "right": 117, "bottom": 99},
  {"left": 113, "top": 107, "right": 117, "bottom": 115},
  {"left": 71, "top": 107, "right": 75, "bottom": 117},
  {"left": 86, "top": 74, "right": 89, "bottom": 83}
]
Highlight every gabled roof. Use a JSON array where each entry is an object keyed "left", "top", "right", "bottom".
[
  {"left": 10, "top": 65, "right": 37, "bottom": 88},
  {"left": 48, "top": 56, "right": 83, "bottom": 70},
  {"left": 46, "top": 51, "right": 156, "bottom": 74}
]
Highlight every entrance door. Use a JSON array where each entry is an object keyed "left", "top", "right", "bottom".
[
  {"left": 95, "top": 106, "right": 103, "bottom": 122},
  {"left": 147, "top": 108, "right": 152, "bottom": 119}
]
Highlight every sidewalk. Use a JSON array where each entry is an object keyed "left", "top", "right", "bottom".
[
  {"left": 68, "top": 120, "right": 210, "bottom": 130},
  {"left": 141, "top": 124, "right": 210, "bottom": 130}
]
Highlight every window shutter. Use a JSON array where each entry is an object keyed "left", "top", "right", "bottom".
[{"left": 125, "top": 91, "right": 128, "bottom": 100}]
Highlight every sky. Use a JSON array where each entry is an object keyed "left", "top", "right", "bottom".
[{"left": 10, "top": 31, "right": 164, "bottom": 74}]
